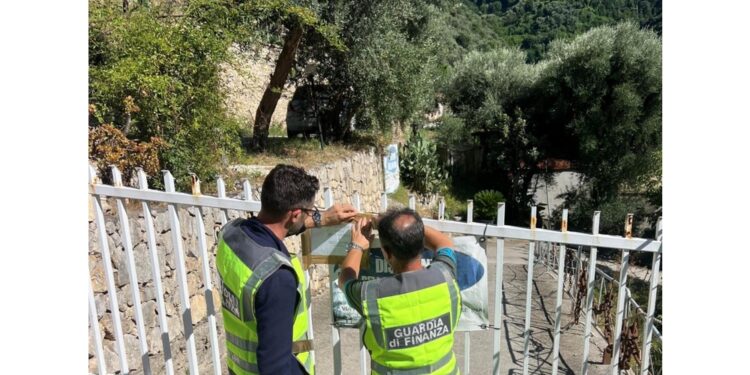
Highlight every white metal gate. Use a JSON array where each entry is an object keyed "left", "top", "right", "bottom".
[{"left": 89, "top": 166, "right": 662, "bottom": 375}]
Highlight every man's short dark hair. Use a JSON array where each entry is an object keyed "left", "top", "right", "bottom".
[
  {"left": 378, "top": 208, "right": 424, "bottom": 261},
  {"left": 261, "top": 164, "right": 319, "bottom": 218}
]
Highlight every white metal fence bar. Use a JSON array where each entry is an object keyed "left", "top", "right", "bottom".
[
  {"left": 581, "top": 211, "right": 601, "bottom": 374},
  {"left": 190, "top": 175, "right": 222, "bottom": 375},
  {"left": 408, "top": 194, "right": 416, "bottom": 210},
  {"left": 551, "top": 209, "right": 569, "bottom": 375},
  {"left": 522, "top": 206, "right": 537, "bottom": 375},
  {"left": 242, "top": 179, "right": 252, "bottom": 202},
  {"left": 90, "top": 184, "right": 261, "bottom": 213},
  {"left": 417, "top": 219, "right": 660, "bottom": 252},
  {"left": 137, "top": 168, "right": 175, "bottom": 375},
  {"left": 352, "top": 191, "right": 369, "bottom": 375},
  {"left": 381, "top": 192, "right": 388, "bottom": 211},
  {"left": 90, "top": 166, "right": 130, "bottom": 374},
  {"left": 89, "top": 172, "right": 663, "bottom": 375},
  {"left": 464, "top": 199, "right": 473, "bottom": 374},
  {"left": 491, "top": 202, "right": 506, "bottom": 375},
  {"left": 215, "top": 176, "right": 228, "bottom": 226},
  {"left": 111, "top": 167, "right": 152, "bottom": 375},
  {"left": 89, "top": 282, "right": 107, "bottom": 375},
  {"left": 641, "top": 218, "right": 663, "bottom": 375},
  {"left": 611, "top": 214, "right": 634, "bottom": 374},
  {"left": 163, "top": 171, "right": 200, "bottom": 375},
  {"left": 324, "top": 187, "right": 343, "bottom": 375}
]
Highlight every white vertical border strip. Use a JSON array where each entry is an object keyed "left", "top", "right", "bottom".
[
  {"left": 640, "top": 218, "right": 662, "bottom": 375},
  {"left": 325, "top": 187, "right": 343, "bottom": 375},
  {"left": 464, "top": 199, "right": 473, "bottom": 373},
  {"left": 581, "top": 211, "right": 601, "bottom": 375},
  {"left": 191, "top": 176, "right": 222, "bottom": 375},
  {"left": 492, "top": 203, "right": 506, "bottom": 375},
  {"left": 89, "top": 282, "right": 107, "bottom": 375},
  {"left": 522, "top": 206, "right": 537, "bottom": 375},
  {"left": 111, "top": 166, "right": 152, "bottom": 375},
  {"left": 162, "top": 171, "right": 200, "bottom": 375},
  {"left": 551, "top": 209, "right": 569, "bottom": 375},
  {"left": 137, "top": 169, "right": 175, "bottom": 375},
  {"left": 90, "top": 166, "right": 130, "bottom": 374},
  {"left": 611, "top": 214, "right": 634, "bottom": 374}
]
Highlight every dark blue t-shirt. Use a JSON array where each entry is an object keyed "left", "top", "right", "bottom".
[{"left": 237, "top": 218, "right": 304, "bottom": 375}]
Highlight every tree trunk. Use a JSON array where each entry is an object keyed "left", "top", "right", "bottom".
[{"left": 251, "top": 25, "right": 305, "bottom": 151}]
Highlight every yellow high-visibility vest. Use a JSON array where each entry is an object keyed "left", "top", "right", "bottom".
[
  {"left": 361, "top": 262, "right": 461, "bottom": 374},
  {"left": 217, "top": 219, "right": 314, "bottom": 375}
]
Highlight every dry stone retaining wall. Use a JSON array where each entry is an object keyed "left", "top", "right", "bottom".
[{"left": 88, "top": 149, "right": 384, "bottom": 374}]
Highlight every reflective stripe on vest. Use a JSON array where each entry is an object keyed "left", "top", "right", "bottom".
[
  {"left": 370, "top": 351, "right": 457, "bottom": 375},
  {"left": 362, "top": 262, "right": 462, "bottom": 374},
  {"left": 217, "top": 219, "right": 314, "bottom": 375}
]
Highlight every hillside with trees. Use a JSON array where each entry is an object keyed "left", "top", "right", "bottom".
[{"left": 88, "top": 0, "right": 662, "bottom": 237}]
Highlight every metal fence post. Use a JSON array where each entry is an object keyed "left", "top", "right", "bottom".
[
  {"left": 111, "top": 166, "right": 152, "bottom": 375},
  {"left": 89, "top": 283, "right": 107, "bottom": 375},
  {"left": 551, "top": 209, "right": 569, "bottom": 375},
  {"left": 492, "top": 203, "right": 506, "bottom": 375},
  {"left": 90, "top": 166, "right": 129, "bottom": 374},
  {"left": 522, "top": 206, "right": 537, "bottom": 375},
  {"left": 137, "top": 169, "right": 175, "bottom": 375},
  {"left": 408, "top": 194, "right": 416, "bottom": 210},
  {"left": 464, "top": 200, "right": 473, "bottom": 373},
  {"left": 215, "top": 175, "right": 228, "bottom": 226},
  {"left": 640, "top": 218, "right": 662, "bottom": 374},
  {"left": 324, "top": 188, "right": 343, "bottom": 375},
  {"left": 611, "top": 214, "right": 634, "bottom": 374},
  {"left": 581, "top": 211, "right": 601, "bottom": 375},
  {"left": 163, "top": 171, "right": 200, "bottom": 375},
  {"left": 353, "top": 191, "right": 369, "bottom": 375},
  {"left": 190, "top": 175, "right": 222, "bottom": 375}
]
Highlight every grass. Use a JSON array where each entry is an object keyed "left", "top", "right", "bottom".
[{"left": 389, "top": 185, "right": 410, "bottom": 206}]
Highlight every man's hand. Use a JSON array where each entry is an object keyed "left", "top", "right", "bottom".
[
  {"left": 322, "top": 203, "right": 358, "bottom": 226},
  {"left": 339, "top": 217, "right": 372, "bottom": 287},
  {"left": 351, "top": 217, "right": 373, "bottom": 249}
]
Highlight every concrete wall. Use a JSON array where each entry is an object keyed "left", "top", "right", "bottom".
[{"left": 88, "top": 149, "right": 384, "bottom": 374}]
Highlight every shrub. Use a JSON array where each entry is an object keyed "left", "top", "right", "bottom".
[
  {"left": 400, "top": 132, "right": 448, "bottom": 196},
  {"left": 473, "top": 189, "right": 505, "bottom": 222},
  {"left": 89, "top": 124, "right": 165, "bottom": 185},
  {"left": 89, "top": 1, "right": 243, "bottom": 189}
]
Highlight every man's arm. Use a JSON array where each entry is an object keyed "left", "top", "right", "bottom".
[
  {"left": 304, "top": 203, "right": 358, "bottom": 229},
  {"left": 253, "top": 267, "right": 301, "bottom": 374},
  {"left": 338, "top": 217, "right": 371, "bottom": 287},
  {"left": 424, "top": 225, "right": 454, "bottom": 252}
]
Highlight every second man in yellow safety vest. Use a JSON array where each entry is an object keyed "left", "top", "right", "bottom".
[{"left": 339, "top": 207, "right": 462, "bottom": 374}]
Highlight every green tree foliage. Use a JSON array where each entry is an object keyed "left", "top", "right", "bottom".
[
  {"left": 89, "top": 0, "right": 252, "bottom": 187},
  {"left": 294, "top": 0, "right": 444, "bottom": 140},
  {"left": 437, "top": 23, "right": 661, "bottom": 226},
  {"left": 400, "top": 132, "right": 448, "bottom": 196},
  {"left": 468, "top": 0, "right": 662, "bottom": 62},
  {"left": 533, "top": 22, "right": 662, "bottom": 205},
  {"left": 443, "top": 48, "right": 543, "bottom": 222}
]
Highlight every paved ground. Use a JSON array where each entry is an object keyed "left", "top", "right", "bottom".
[{"left": 311, "top": 238, "right": 610, "bottom": 374}]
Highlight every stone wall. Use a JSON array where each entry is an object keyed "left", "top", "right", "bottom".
[{"left": 88, "top": 149, "right": 384, "bottom": 374}]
